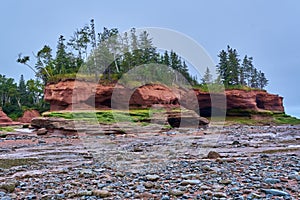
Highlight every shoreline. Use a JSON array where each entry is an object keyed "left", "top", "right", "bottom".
[{"left": 0, "top": 124, "right": 299, "bottom": 199}]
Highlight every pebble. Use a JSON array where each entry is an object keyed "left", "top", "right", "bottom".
[
  {"left": 207, "top": 151, "right": 221, "bottom": 159},
  {"left": 213, "top": 192, "right": 227, "bottom": 198},
  {"left": 92, "top": 190, "right": 111, "bottom": 197},
  {"left": 261, "top": 188, "right": 290, "bottom": 196},
  {"left": 161, "top": 195, "right": 170, "bottom": 200},
  {"left": 145, "top": 174, "right": 160, "bottom": 181},
  {"left": 0, "top": 181, "right": 16, "bottom": 193},
  {"left": 180, "top": 180, "right": 201, "bottom": 185},
  {"left": 264, "top": 178, "right": 281, "bottom": 184},
  {"left": 169, "top": 189, "right": 184, "bottom": 196}
]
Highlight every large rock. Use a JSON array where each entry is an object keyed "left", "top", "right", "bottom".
[
  {"left": 167, "top": 109, "right": 209, "bottom": 128},
  {"left": 0, "top": 107, "right": 13, "bottom": 124},
  {"left": 31, "top": 117, "right": 76, "bottom": 131},
  {"left": 18, "top": 110, "right": 40, "bottom": 123},
  {"left": 0, "top": 107, "right": 20, "bottom": 126}
]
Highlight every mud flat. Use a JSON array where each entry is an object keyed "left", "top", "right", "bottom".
[{"left": 0, "top": 125, "right": 299, "bottom": 199}]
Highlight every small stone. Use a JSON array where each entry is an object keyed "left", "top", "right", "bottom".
[
  {"left": 144, "top": 182, "right": 154, "bottom": 188},
  {"left": 180, "top": 180, "right": 201, "bottom": 186},
  {"left": 146, "top": 174, "right": 160, "bottom": 181},
  {"left": 161, "top": 195, "right": 170, "bottom": 200},
  {"left": 250, "top": 193, "right": 261, "bottom": 198},
  {"left": 219, "top": 179, "right": 232, "bottom": 185},
  {"left": 92, "top": 189, "right": 111, "bottom": 197},
  {"left": 207, "top": 151, "right": 221, "bottom": 159},
  {"left": 0, "top": 191, "right": 6, "bottom": 197},
  {"left": 83, "top": 154, "right": 93, "bottom": 159},
  {"left": 76, "top": 190, "right": 92, "bottom": 197},
  {"left": 213, "top": 192, "right": 227, "bottom": 198},
  {"left": 181, "top": 174, "right": 197, "bottom": 179},
  {"left": 25, "top": 194, "right": 37, "bottom": 200},
  {"left": 36, "top": 128, "right": 47, "bottom": 135},
  {"left": 169, "top": 189, "right": 184, "bottom": 196},
  {"left": 264, "top": 178, "right": 281, "bottom": 184},
  {"left": 1, "top": 197, "right": 12, "bottom": 200},
  {"left": 0, "top": 181, "right": 16, "bottom": 193},
  {"left": 115, "top": 172, "right": 125, "bottom": 177},
  {"left": 200, "top": 185, "right": 211, "bottom": 190},
  {"left": 136, "top": 185, "right": 145, "bottom": 193},
  {"left": 261, "top": 189, "right": 290, "bottom": 196},
  {"left": 41, "top": 194, "right": 53, "bottom": 200},
  {"left": 203, "top": 190, "right": 213, "bottom": 196}
]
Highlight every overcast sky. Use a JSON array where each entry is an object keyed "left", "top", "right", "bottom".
[{"left": 1, "top": 0, "right": 300, "bottom": 117}]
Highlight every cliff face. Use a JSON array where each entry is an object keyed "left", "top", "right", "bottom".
[
  {"left": 44, "top": 80, "right": 284, "bottom": 115},
  {"left": 44, "top": 80, "right": 180, "bottom": 111}
]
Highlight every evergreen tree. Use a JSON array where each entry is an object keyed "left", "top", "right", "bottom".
[
  {"left": 216, "top": 50, "right": 229, "bottom": 86},
  {"left": 250, "top": 68, "right": 258, "bottom": 88},
  {"left": 55, "top": 35, "right": 69, "bottom": 74},
  {"left": 201, "top": 67, "right": 213, "bottom": 84},
  {"left": 17, "top": 75, "right": 27, "bottom": 108},
  {"left": 138, "top": 31, "right": 157, "bottom": 64},
  {"left": 162, "top": 51, "right": 170, "bottom": 66},
  {"left": 227, "top": 46, "right": 240, "bottom": 85},
  {"left": 258, "top": 71, "right": 268, "bottom": 89},
  {"left": 217, "top": 46, "right": 268, "bottom": 89}
]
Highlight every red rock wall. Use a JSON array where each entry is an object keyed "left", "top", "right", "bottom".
[{"left": 44, "top": 80, "right": 285, "bottom": 115}]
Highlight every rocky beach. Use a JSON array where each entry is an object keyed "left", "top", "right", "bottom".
[{"left": 0, "top": 123, "right": 299, "bottom": 199}]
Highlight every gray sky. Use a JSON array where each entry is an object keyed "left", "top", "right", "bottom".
[{"left": 1, "top": 0, "right": 300, "bottom": 117}]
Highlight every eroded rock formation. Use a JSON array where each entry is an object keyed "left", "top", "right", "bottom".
[
  {"left": 44, "top": 79, "right": 284, "bottom": 116},
  {"left": 0, "top": 108, "right": 20, "bottom": 126},
  {"left": 18, "top": 110, "right": 40, "bottom": 123}
]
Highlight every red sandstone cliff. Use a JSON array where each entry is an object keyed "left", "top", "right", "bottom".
[{"left": 44, "top": 80, "right": 284, "bottom": 115}]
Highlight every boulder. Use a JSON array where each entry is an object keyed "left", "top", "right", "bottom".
[
  {"left": 18, "top": 110, "right": 40, "bottom": 123},
  {"left": 36, "top": 128, "right": 48, "bottom": 135},
  {"left": 31, "top": 117, "right": 76, "bottom": 131},
  {"left": 0, "top": 107, "right": 13, "bottom": 124},
  {"left": 207, "top": 151, "right": 221, "bottom": 159},
  {"left": 0, "top": 107, "right": 20, "bottom": 126},
  {"left": 167, "top": 110, "right": 209, "bottom": 128}
]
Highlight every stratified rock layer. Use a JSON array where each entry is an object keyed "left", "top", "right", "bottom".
[{"left": 44, "top": 79, "right": 284, "bottom": 115}]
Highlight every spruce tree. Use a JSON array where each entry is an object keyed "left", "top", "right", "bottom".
[
  {"left": 201, "top": 67, "right": 213, "bottom": 84},
  {"left": 216, "top": 50, "right": 229, "bottom": 86}
]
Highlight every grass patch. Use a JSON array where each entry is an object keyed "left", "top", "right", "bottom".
[
  {"left": 0, "top": 127, "right": 15, "bottom": 132},
  {"left": 193, "top": 84, "right": 265, "bottom": 92},
  {"left": 43, "top": 109, "right": 163, "bottom": 124},
  {"left": 273, "top": 113, "right": 300, "bottom": 125},
  {"left": 0, "top": 158, "right": 38, "bottom": 169},
  {"left": 224, "top": 116, "right": 262, "bottom": 125},
  {"left": 224, "top": 113, "right": 300, "bottom": 126}
]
